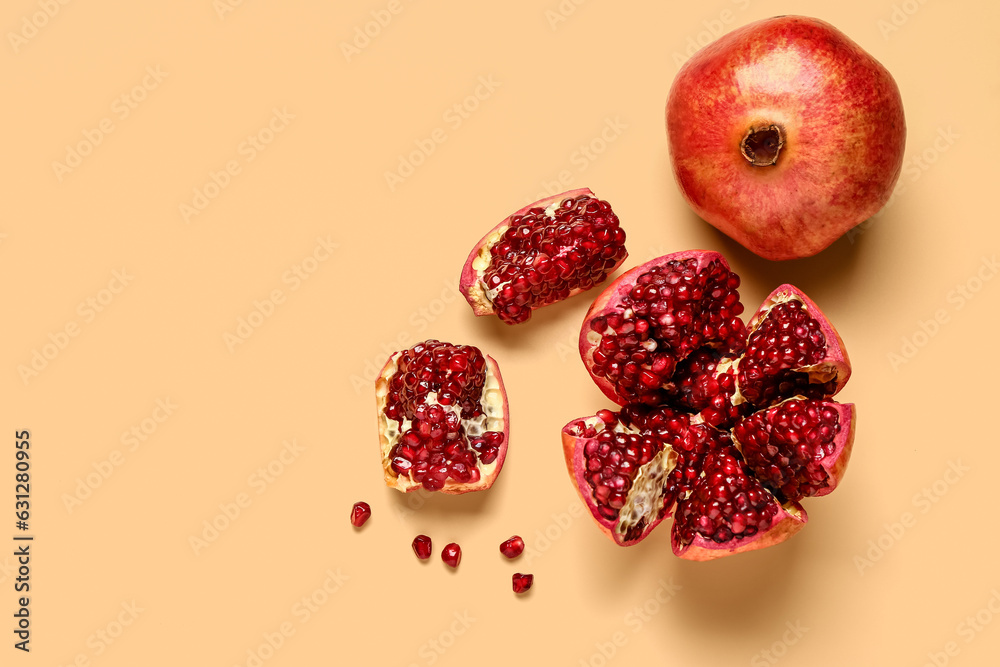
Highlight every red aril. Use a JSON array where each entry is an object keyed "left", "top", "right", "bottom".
[
  {"left": 412, "top": 535, "right": 433, "bottom": 560},
  {"left": 512, "top": 573, "right": 533, "bottom": 594},
  {"left": 442, "top": 543, "right": 462, "bottom": 568},
  {"left": 350, "top": 501, "right": 371, "bottom": 527},
  {"left": 499, "top": 535, "right": 524, "bottom": 559}
]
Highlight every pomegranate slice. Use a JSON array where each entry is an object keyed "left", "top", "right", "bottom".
[
  {"left": 670, "top": 448, "right": 807, "bottom": 561},
  {"left": 460, "top": 188, "right": 628, "bottom": 324},
  {"left": 735, "top": 284, "right": 851, "bottom": 408},
  {"left": 375, "top": 340, "right": 508, "bottom": 494},
  {"left": 561, "top": 405, "right": 725, "bottom": 546},
  {"left": 734, "top": 398, "right": 855, "bottom": 501},
  {"left": 579, "top": 250, "right": 746, "bottom": 406}
]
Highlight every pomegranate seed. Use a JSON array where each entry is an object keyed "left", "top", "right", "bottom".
[
  {"left": 441, "top": 542, "right": 462, "bottom": 568},
  {"left": 512, "top": 573, "right": 533, "bottom": 594},
  {"left": 499, "top": 535, "right": 525, "bottom": 559},
  {"left": 412, "top": 535, "right": 432, "bottom": 560},
  {"left": 350, "top": 501, "right": 371, "bottom": 527}
]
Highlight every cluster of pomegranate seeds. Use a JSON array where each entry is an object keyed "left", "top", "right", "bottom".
[
  {"left": 499, "top": 535, "right": 524, "bottom": 559},
  {"left": 441, "top": 543, "right": 462, "bottom": 568},
  {"left": 350, "top": 502, "right": 371, "bottom": 527},
  {"left": 738, "top": 300, "right": 829, "bottom": 407},
  {"left": 512, "top": 573, "right": 533, "bottom": 594},
  {"left": 673, "top": 448, "right": 780, "bottom": 546},
  {"left": 383, "top": 341, "right": 503, "bottom": 491},
  {"left": 667, "top": 349, "right": 743, "bottom": 427},
  {"left": 483, "top": 194, "right": 627, "bottom": 324},
  {"left": 412, "top": 535, "right": 433, "bottom": 560},
  {"left": 735, "top": 399, "right": 842, "bottom": 500},
  {"left": 588, "top": 257, "right": 746, "bottom": 404}
]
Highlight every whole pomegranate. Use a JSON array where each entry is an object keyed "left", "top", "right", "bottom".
[
  {"left": 563, "top": 250, "right": 855, "bottom": 560},
  {"left": 666, "top": 16, "right": 905, "bottom": 260},
  {"left": 460, "top": 188, "right": 628, "bottom": 324},
  {"left": 375, "top": 340, "right": 508, "bottom": 494}
]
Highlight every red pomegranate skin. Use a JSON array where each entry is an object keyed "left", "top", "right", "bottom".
[{"left": 667, "top": 16, "right": 906, "bottom": 260}]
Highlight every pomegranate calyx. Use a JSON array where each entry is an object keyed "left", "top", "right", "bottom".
[{"left": 740, "top": 124, "right": 786, "bottom": 167}]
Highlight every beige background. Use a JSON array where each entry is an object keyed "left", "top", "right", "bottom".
[{"left": 3, "top": 0, "right": 998, "bottom": 665}]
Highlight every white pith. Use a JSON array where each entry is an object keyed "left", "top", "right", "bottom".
[
  {"left": 615, "top": 446, "right": 678, "bottom": 538},
  {"left": 376, "top": 354, "right": 505, "bottom": 491}
]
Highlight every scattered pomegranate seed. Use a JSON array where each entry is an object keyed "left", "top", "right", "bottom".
[
  {"left": 350, "top": 501, "right": 371, "bottom": 527},
  {"left": 499, "top": 535, "right": 524, "bottom": 559},
  {"left": 441, "top": 542, "right": 462, "bottom": 568},
  {"left": 412, "top": 535, "right": 432, "bottom": 560},
  {"left": 512, "top": 573, "right": 533, "bottom": 594}
]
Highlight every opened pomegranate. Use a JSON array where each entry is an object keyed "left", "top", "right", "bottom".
[
  {"left": 666, "top": 16, "right": 906, "bottom": 260},
  {"left": 376, "top": 340, "right": 508, "bottom": 494},
  {"left": 564, "top": 250, "right": 855, "bottom": 560},
  {"left": 460, "top": 188, "right": 628, "bottom": 324}
]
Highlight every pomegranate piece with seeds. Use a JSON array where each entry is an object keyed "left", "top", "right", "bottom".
[
  {"left": 579, "top": 250, "right": 746, "bottom": 406},
  {"left": 412, "top": 535, "right": 433, "bottom": 560},
  {"left": 512, "top": 573, "right": 533, "bottom": 594},
  {"left": 350, "top": 501, "right": 371, "bottom": 527},
  {"left": 460, "top": 188, "right": 628, "bottom": 324},
  {"left": 499, "top": 535, "right": 524, "bottom": 559},
  {"left": 376, "top": 340, "right": 509, "bottom": 494},
  {"left": 564, "top": 250, "right": 856, "bottom": 560},
  {"left": 441, "top": 543, "right": 462, "bottom": 568}
]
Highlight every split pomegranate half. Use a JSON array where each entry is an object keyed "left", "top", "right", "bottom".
[
  {"left": 376, "top": 340, "right": 508, "bottom": 494},
  {"left": 460, "top": 188, "right": 628, "bottom": 324},
  {"left": 564, "top": 250, "right": 855, "bottom": 560}
]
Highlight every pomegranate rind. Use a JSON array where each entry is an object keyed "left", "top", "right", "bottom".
[
  {"left": 743, "top": 284, "right": 852, "bottom": 400},
  {"left": 459, "top": 188, "right": 619, "bottom": 319},
  {"left": 560, "top": 416, "right": 673, "bottom": 547},
  {"left": 671, "top": 499, "right": 807, "bottom": 562},
  {"left": 375, "top": 349, "right": 509, "bottom": 495},
  {"left": 578, "top": 250, "right": 735, "bottom": 405}
]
